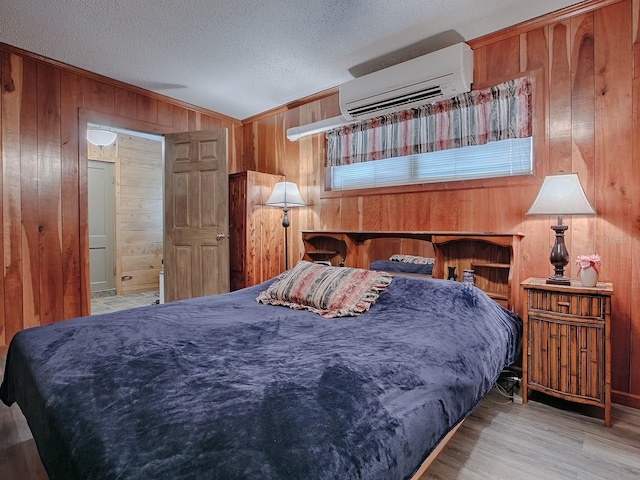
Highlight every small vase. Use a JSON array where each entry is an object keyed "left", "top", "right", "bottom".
[
  {"left": 447, "top": 266, "right": 457, "bottom": 281},
  {"left": 462, "top": 269, "right": 475, "bottom": 285},
  {"left": 580, "top": 267, "right": 598, "bottom": 287}
]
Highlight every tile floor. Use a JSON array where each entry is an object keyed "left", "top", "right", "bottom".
[{"left": 90, "top": 291, "right": 160, "bottom": 315}]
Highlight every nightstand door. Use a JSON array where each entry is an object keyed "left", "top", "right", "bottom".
[{"left": 527, "top": 313, "right": 605, "bottom": 403}]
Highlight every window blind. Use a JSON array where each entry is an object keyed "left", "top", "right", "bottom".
[{"left": 330, "top": 137, "right": 532, "bottom": 190}]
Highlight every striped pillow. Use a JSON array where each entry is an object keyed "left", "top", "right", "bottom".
[
  {"left": 256, "top": 261, "right": 393, "bottom": 318},
  {"left": 389, "top": 254, "right": 435, "bottom": 265}
]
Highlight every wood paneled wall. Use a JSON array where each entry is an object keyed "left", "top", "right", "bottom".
[
  {"left": 241, "top": 0, "right": 640, "bottom": 409},
  {"left": 0, "top": 44, "right": 243, "bottom": 353}
]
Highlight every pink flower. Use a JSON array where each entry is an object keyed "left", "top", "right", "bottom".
[{"left": 576, "top": 254, "right": 601, "bottom": 276}]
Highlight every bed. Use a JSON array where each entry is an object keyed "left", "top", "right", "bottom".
[{"left": 1, "top": 262, "right": 521, "bottom": 480}]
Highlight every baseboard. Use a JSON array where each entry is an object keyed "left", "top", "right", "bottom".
[{"left": 613, "top": 390, "right": 640, "bottom": 410}]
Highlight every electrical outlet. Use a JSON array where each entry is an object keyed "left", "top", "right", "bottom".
[{"left": 512, "top": 384, "right": 523, "bottom": 404}]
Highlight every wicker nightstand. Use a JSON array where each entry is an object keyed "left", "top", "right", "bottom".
[{"left": 521, "top": 277, "right": 613, "bottom": 426}]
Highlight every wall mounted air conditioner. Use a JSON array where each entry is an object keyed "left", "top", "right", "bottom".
[
  {"left": 339, "top": 42, "right": 473, "bottom": 120},
  {"left": 286, "top": 42, "right": 473, "bottom": 141}
]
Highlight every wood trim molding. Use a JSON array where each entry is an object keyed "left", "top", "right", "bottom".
[
  {"left": 241, "top": 105, "right": 289, "bottom": 124},
  {"left": 80, "top": 109, "right": 182, "bottom": 136},
  {"left": 0, "top": 42, "right": 242, "bottom": 126},
  {"left": 469, "top": 0, "right": 624, "bottom": 48},
  {"left": 320, "top": 173, "right": 542, "bottom": 199},
  {"left": 612, "top": 390, "right": 640, "bottom": 410},
  {"left": 241, "top": 86, "right": 339, "bottom": 124},
  {"left": 281, "top": 87, "right": 339, "bottom": 111}
]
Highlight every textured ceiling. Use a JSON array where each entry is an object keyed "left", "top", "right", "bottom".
[{"left": 0, "top": 0, "right": 584, "bottom": 120}]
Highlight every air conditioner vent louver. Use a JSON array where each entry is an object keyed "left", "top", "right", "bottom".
[{"left": 345, "top": 85, "right": 444, "bottom": 117}]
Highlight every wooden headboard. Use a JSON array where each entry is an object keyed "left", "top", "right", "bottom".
[{"left": 301, "top": 231, "right": 524, "bottom": 314}]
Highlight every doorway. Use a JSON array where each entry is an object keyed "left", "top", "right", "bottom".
[
  {"left": 87, "top": 124, "right": 164, "bottom": 311},
  {"left": 80, "top": 111, "right": 231, "bottom": 316}
]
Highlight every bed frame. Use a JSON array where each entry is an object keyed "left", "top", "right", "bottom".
[{"left": 409, "top": 420, "right": 465, "bottom": 479}]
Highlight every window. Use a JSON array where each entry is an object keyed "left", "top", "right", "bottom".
[
  {"left": 325, "top": 76, "right": 534, "bottom": 192},
  {"left": 330, "top": 137, "right": 533, "bottom": 190}
]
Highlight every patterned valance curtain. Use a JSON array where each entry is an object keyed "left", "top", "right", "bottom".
[{"left": 326, "top": 76, "right": 532, "bottom": 167}]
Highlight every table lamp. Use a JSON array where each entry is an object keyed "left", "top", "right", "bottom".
[{"left": 526, "top": 172, "right": 596, "bottom": 285}]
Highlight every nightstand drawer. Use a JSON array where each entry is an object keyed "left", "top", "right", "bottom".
[{"left": 527, "top": 289, "right": 606, "bottom": 320}]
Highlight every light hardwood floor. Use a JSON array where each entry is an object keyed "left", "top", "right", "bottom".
[
  {"left": 1, "top": 356, "right": 639, "bottom": 479},
  {"left": 425, "top": 390, "right": 640, "bottom": 480}
]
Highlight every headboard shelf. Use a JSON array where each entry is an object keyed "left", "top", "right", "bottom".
[
  {"left": 300, "top": 230, "right": 524, "bottom": 313},
  {"left": 472, "top": 262, "right": 511, "bottom": 269},
  {"left": 486, "top": 292, "right": 509, "bottom": 302},
  {"left": 307, "top": 249, "right": 339, "bottom": 255}
]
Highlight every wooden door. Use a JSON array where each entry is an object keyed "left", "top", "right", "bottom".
[
  {"left": 164, "top": 130, "right": 229, "bottom": 302},
  {"left": 88, "top": 160, "right": 116, "bottom": 293}
]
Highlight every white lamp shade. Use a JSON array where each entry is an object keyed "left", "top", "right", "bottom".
[
  {"left": 526, "top": 173, "right": 596, "bottom": 216},
  {"left": 87, "top": 129, "right": 117, "bottom": 148},
  {"left": 265, "top": 182, "right": 306, "bottom": 207}
]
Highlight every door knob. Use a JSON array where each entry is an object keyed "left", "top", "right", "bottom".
[{"left": 216, "top": 233, "right": 227, "bottom": 240}]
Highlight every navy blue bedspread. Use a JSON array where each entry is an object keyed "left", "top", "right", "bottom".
[{"left": 1, "top": 276, "right": 521, "bottom": 480}]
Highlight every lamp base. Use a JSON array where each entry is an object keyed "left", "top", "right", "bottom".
[
  {"left": 546, "top": 275, "right": 571, "bottom": 286},
  {"left": 548, "top": 222, "right": 570, "bottom": 286}
]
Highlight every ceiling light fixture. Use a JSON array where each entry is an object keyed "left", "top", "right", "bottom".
[{"left": 87, "top": 129, "right": 118, "bottom": 149}]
